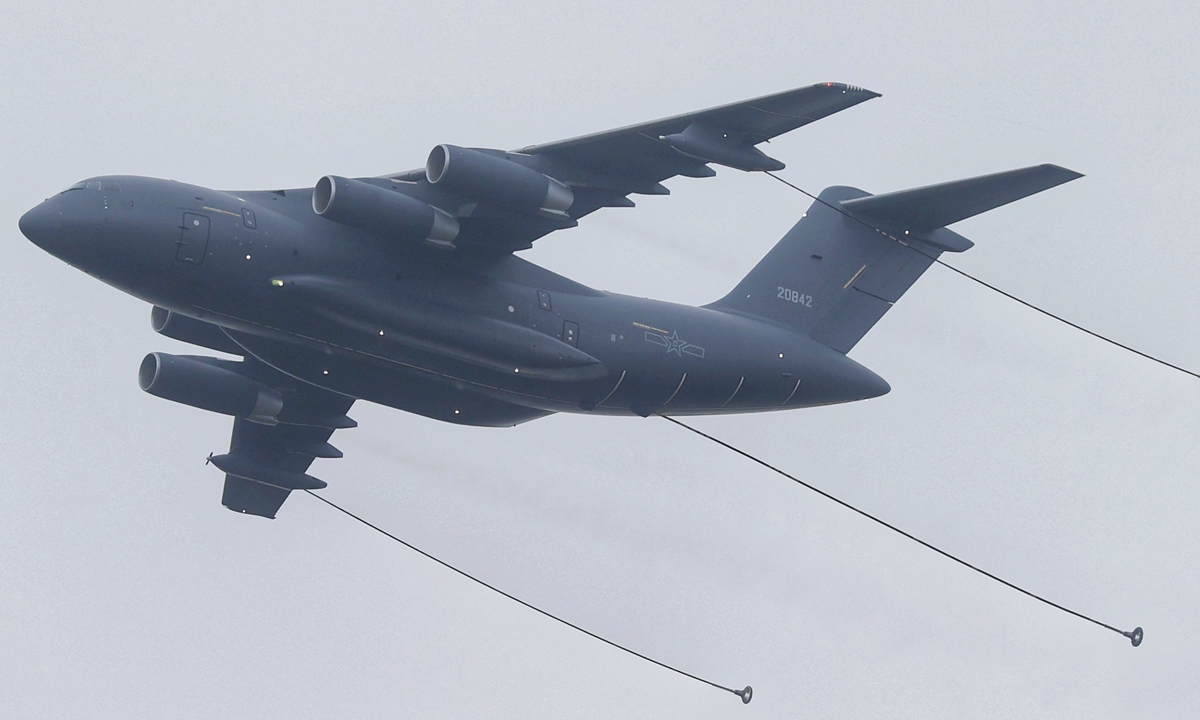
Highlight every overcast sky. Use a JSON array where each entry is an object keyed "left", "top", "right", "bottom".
[{"left": 3, "top": 1, "right": 1199, "bottom": 717}]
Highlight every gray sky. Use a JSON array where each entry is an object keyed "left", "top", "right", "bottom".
[{"left": 3, "top": 1, "right": 1198, "bottom": 717}]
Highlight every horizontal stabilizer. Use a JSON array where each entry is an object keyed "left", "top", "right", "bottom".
[
  {"left": 713, "top": 163, "right": 1081, "bottom": 353},
  {"left": 839, "top": 164, "right": 1082, "bottom": 232}
]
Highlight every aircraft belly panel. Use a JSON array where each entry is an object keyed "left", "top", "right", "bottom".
[
  {"left": 659, "top": 371, "right": 742, "bottom": 410},
  {"left": 224, "top": 329, "right": 551, "bottom": 427}
]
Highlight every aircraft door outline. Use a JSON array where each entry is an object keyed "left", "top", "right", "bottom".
[{"left": 176, "top": 212, "right": 210, "bottom": 264}]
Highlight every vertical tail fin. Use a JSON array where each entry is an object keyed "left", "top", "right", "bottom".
[{"left": 711, "top": 165, "right": 1081, "bottom": 352}]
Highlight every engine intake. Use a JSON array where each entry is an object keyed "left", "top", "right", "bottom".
[
  {"left": 150, "top": 306, "right": 244, "bottom": 355},
  {"left": 138, "top": 353, "right": 282, "bottom": 424},
  {"left": 426, "top": 145, "right": 573, "bottom": 215},
  {"left": 313, "top": 175, "right": 459, "bottom": 249}
]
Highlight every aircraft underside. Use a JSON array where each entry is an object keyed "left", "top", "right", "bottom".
[{"left": 18, "top": 81, "right": 1081, "bottom": 517}]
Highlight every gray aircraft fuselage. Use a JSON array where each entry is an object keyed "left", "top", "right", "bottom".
[
  {"left": 16, "top": 82, "right": 1079, "bottom": 520},
  {"left": 19, "top": 175, "right": 889, "bottom": 427}
]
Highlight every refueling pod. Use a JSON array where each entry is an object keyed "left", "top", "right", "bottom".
[
  {"left": 313, "top": 175, "right": 460, "bottom": 249},
  {"left": 660, "top": 121, "right": 785, "bottom": 172},
  {"left": 426, "top": 144, "right": 574, "bottom": 216}
]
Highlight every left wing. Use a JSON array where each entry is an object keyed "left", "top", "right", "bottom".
[
  {"left": 378, "top": 82, "right": 879, "bottom": 252},
  {"left": 514, "top": 81, "right": 879, "bottom": 175}
]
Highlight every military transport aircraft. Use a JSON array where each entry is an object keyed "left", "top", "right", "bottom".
[{"left": 18, "top": 82, "right": 1080, "bottom": 519}]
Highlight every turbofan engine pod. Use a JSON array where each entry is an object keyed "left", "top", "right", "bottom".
[
  {"left": 138, "top": 352, "right": 283, "bottom": 424},
  {"left": 313, "top": 175, "right": 459, "bottom": 249},
  {"left": 426, "top": 144, "right": 573, "bottom": 216}
]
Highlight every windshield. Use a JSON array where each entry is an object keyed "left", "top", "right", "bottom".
[{"left": 62, "top": 180, "right": 121, "bottom": 194}]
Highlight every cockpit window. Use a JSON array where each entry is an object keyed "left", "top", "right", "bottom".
[{"left": 62, "top": 180, "right": 121, "bottom": 194}]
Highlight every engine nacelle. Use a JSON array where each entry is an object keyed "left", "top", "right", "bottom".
[
  {"left": 150, "top": 306, "right": 244, "bottom": 356},
  {"left": 138, "top": 353, "right": 282, "bottom": 424},
  {"left": 313, "top": 175, "right": 459, "bottom": 249},
  {"left": 426, "top": 145, "right": 574, "bottom": 215}
]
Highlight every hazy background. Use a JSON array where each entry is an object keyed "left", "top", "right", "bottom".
[{"left": 3, "top": 1, "right": 1198, "bottom": 717}]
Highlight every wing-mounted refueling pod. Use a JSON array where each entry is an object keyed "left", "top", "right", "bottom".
[
  {"left": 425, "top": 144, "right": 575, "bottom": 218},
  {"left": 313, "top": 175, "right": 460, "bottom": 250},
  {"left": 659, "top": 121, "right": 785, "bottom": 172}
]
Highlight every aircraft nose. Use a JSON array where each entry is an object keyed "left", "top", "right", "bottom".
[{"left": 18, "top": 200, "right": 63, "bottom": 251}]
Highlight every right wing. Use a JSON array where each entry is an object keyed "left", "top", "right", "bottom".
[
  {"left": 149, "top": 310, "right": 357, "bottom": 519},
  {"left": 218, "top": 415, "right": 351, "bottom": 519},
  {"left": 210, "top": 358, "right": 356, "bottom": 519}
]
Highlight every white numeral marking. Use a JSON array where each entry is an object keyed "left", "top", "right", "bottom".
[{"left": 777, "top": 287, "right": 812, "bottom": 307}]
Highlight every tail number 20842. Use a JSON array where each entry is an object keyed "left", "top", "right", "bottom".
[{"left": 778, "top": 286, "right": 813, "bottom": 307}]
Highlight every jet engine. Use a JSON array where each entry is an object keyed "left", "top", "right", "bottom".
[
  {"left": 138, "top": 352, "right": 283, "bottom": 424},
  {"left": 425, "top": 144, "right": 574, "bottom": 215},
  {"left": 313, "top": 175, "right": 460, "bottom": 249},
  {"left": 150, "top": 306, "right": 244, "bottom": 356}
]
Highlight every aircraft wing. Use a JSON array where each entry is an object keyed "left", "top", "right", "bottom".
[
  {"left": 211, "top": 358, "right": 356, "bottom": 519},
  {"left": 383, "top": 82, "right": 879, "bottom": 252},
  {"left": 516, "top": 81, "right": 878, "bottom": 170}
]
